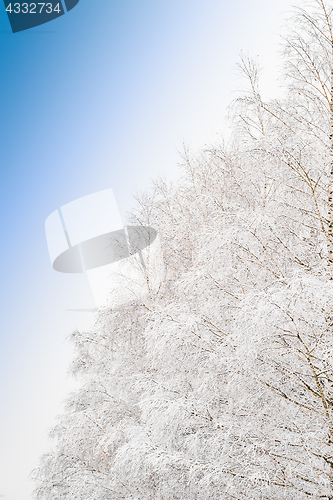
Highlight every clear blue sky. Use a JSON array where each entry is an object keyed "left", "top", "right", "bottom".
[{"left": 0, "top": 1, "right": 296, "bottom": 498}]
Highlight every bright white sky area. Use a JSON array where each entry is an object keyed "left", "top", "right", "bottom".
[{"left": 0, "top": 0, "right": 299, "bottom": 498}]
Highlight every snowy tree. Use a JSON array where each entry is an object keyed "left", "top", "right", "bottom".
[{"left": 33, "top": 1, "right": 333, "bottom": 499}]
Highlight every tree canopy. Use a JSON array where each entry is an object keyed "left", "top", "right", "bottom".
[{"left": 32, "top": 1, "right": 333, "bottom": 498}]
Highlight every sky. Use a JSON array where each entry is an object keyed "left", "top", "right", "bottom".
[{"left": 0, "top": 0, "right": 298, "bottom": 498}]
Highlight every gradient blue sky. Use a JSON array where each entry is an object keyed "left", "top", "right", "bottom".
[{"left": 0, "top": 1, "right": 297, "bottom": 498}]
